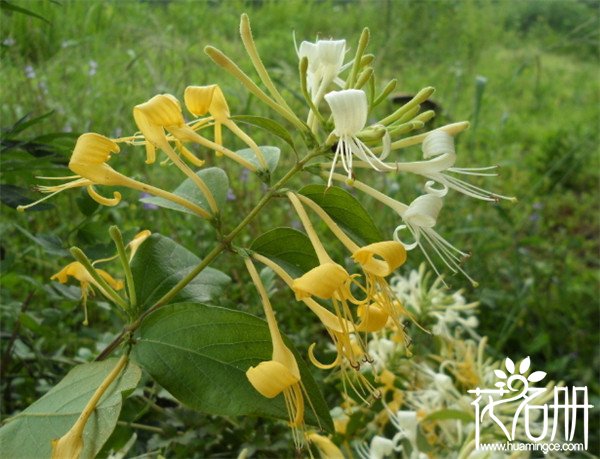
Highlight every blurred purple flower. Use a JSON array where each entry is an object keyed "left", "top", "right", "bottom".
[
  {"left": 227, "top": 189, "right": 236, "bottom": 201},
  {"left": 240, "top": 169, "right": 250, "bottom": 183},
  {"left": 140, "top": 192, "right": 159, "bottom": 210},
  {"left": 24, "top": 65, "right": 36, "bottom": 79},
  {"left": 3, "top": 37, "right": 15, "bottom": 47},
  {"left": 63, "top": 123, "right": 72, "bottom": 133}
]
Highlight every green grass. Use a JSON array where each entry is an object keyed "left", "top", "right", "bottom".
[{"left": 1, "top": 0, "right": 599, "bottom": 456}]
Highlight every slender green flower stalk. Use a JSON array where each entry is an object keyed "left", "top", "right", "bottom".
[
  {"left": 345, "top": 28, "right": 370, "bottom": 89},
  {"left": 204, "top": 46, "right": 308, "bottom": 133},
  {"left": 109, "top": 226, "right": 137, "bottom": 312},
  {"left": 239, "top": 14, "right": 295, "bottom": 115}
]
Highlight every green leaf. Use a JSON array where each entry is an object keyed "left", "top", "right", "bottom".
[
  {"left": 0, "top": 1, "right": 49, "bottom": 24},
  {"left": 422, "top": 409, "right": 474, "bottom": 423},
  {"left": 231, "top": 115, "right": 295, "bottom": 151},
  {"left": 235, "top": 146, "right": 280, "bottom": 173},
  {"left": 130, "top": 233, "right": 230, "bottom": 310},
  {"left": 2, "top": 111, "right": 55, "bottom": 137},
  {"left": 132, "top": 302, "right": 333, "bottom": 432},
  {"left": 299, "top": 184, "right": 383, "bottom": 245},
  {"left": 250, "top": 227, "right": 319, "bottom": 277},
  {"left": 140, "top": 167, "right": 228, "bottom": 216},
  {"left": 76, "top": 188, "right": 99, "bottom": 216},
  {"left": 0, "top": 184, "right": 53, "bottom": 210},
  {"left": 0, "top": 358, "right": 141, "bottom": 459},
  {"left": 15, "top": 224, "right": 68, "bottom": 256}
]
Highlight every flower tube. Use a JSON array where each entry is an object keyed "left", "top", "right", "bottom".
[{"left": 243, "top": 258, "right": 307, "bottom": 447}]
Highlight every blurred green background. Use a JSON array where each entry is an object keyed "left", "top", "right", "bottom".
[{"left": 1, "top": 0, "right": 598, "bottom": 456}]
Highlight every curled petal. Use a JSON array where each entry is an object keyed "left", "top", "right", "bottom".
[
  {"left": 246, "top": 360, "right": 299, "bottom": 398},
  {"left": 403, "top": 193, "right": 443, "bottom": 228},
  {"left": 422, "top": 130, "right": 455, "bottom": 158},
  {"left": 308, "top": 342, "right": 341, "bottom": 369},
  {"left": 352, "top": 241, "right": 407, "bottom": 277},
  {"left": 393, "top": 224, "right": 419, "bottom": 251},
  {"left": 356, "top": 303, "right": 389, "bottom": 332},
  {"left": 292, "top": 263, "right": 349, "bottom": 300},
  {"left": 86, "top": 186, "right": 121, "bottom": 206},
  {"left": 69, "top": 134, "right": 122, "bottom": 185},
  {"left": 424, "top": 180, "right": 448, "bottom": 197}
]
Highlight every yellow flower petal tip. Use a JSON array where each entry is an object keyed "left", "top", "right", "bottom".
[
  {"left": 246, "top": 360, "right": 299, "bottom": 398},
  {"left": 353, "top": 240, "right": 407, "bottom": 277},
  {"left": 292, "top": 263, "right": 349, "bottom": 300},
  {"left": 134, "top": 94, "right": 184, "bottom": 127}
]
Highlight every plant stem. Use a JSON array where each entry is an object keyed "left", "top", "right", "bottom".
[{"left": 95, "top": 148, "right": 323, "bottom": 361}]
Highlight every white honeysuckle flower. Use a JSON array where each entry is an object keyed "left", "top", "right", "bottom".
[
  {"left": 325, "top": 89, "right": 392, "bottom": 185},
  {"left": 298, "top": 39, "right": 347, "bottom": 97},
  {"left": 395, "top": 130, "right": 516, "bottom": 202},
  {"left": 394, "top": 193, "right": 477, "bottom": 286},
  {"left": 369, "top": 436, "right": 396, "bottom": 459}
]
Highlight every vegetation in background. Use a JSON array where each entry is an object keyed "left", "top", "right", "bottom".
[{"left": 1, "top": 0, "right": 598, "bottom": 456}]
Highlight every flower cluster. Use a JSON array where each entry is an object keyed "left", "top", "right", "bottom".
[
  {"left": 310, "top": 265, "right": 561, "bottom": 459},
  {"left": 18, "top": 85, "right": 266, "bottom": 220},
  {"left": 19, "top": 14, "right": 516, "bottom": 454}
]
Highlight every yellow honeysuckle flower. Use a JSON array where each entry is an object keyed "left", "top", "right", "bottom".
[
  {"left": 291, "top": 262, "right": 350, "bottom": 301},
  {"left": 18, "top": 134, "right": 211, "bottom": 218},
  {"left": 352, "top": 241, "right": 414, "bottom": 337},
  {"left": 285, "top": 193, "right": 384, "bottom": 395},
  {"left": 51, "top": 261, "right": 123, "bottom": 325},
  {"left": 352, "top": 241, "right": 406, "bottom": 278},
  {"left": 253, "top": 253, "right": 379, "bottom": 404},
  {"left": 134, "top": 93, "right": 257, "bottom": 172},
  {"left": 184, "top": 85, "right": 267, "bottom": 168},
  {"left": 243, "top": 258, "right": 307, "bottom": 447},
  {"left": 307, "top": 432, "right": 344, "bottom": 459},
  {"left": 296, "top": 193, "right": 411, "bottom": 335}
]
